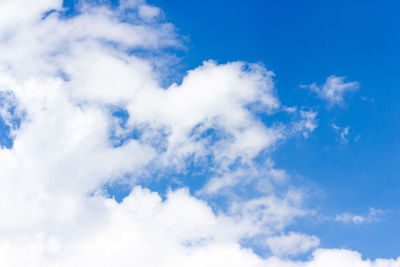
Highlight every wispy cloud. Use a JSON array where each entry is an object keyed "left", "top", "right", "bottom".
[
  {"left": 334, "top": 208, "right": 384, "bottom": 224},
  {"left": 332, "top": 123, "right": 350, "bottom": 143},
  {"left": 302, "top": 75, "right": 359, "bottom": 107},
  {"left": 361, "top": 96, "right": 375, "bottom": 103}
]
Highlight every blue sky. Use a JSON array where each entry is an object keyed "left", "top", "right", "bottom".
[{"left": 0, "top": 0, "right": 399, "bottom": 265}]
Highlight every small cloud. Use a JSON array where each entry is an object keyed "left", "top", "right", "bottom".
[
  {"left": 287, "top": 109, "right": 318, "bottom": 138},
  {"left": 302, "top": 75, "right": 359, "bottom": 108},
  {"left": 332, "top": 124, "right": 350, "bottom": 143},
  {"left": 341, "top": 127, "right": 349, "bottom": 142},
  {"left": 335, "top": 213, "right": 365, "bottom": 224},
  {"left": 284, "top": 106, "right": 297, "bottom": 113},
  {"left": 334, "top": 208, "right": 384, "bottom": 224},
  {"left": 361, "top": 96, "right": 375, "bottom": 103},
  {"left": 300, "top": 110, "right": 318, "bottom": 135}
]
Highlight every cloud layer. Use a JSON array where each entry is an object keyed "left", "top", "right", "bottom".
[{"left": 0, "top": 1, "right": 398, "bottom": 266}]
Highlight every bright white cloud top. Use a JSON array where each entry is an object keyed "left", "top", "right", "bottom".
[{"left": 0, "top": 0, "right": 398, "bottom": 266}]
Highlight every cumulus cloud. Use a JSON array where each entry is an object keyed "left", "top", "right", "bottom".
[
  {"left": 303, "top": 75, "right": 360, "bottom": 107},
  {"left": 305, "top": 249, "right": 400, "bottom": 267},
  {"left": 0, "top": 0, "right": 397, "bottom": 266},
  {"left": 0, "top": 186, "right": 397, "bottom": 266}
]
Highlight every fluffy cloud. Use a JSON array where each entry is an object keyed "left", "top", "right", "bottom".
[
  {"left": 0, "top": 187, "right": 398, "bottom": 266},
  {"left": 0, "top": 0, "right": 397, "bottom": 266},
  {"left": 306, "top": 249, "right": 400, "bottom": 267}
]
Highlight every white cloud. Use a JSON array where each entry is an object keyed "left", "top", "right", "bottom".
[
  {"left": 0, "top": 1, "right": 397, "bottom": 266},
  {"left": 332, "top": 123, "right": 350, "bottom": 143},
  {"left": 335, "top": 213, "right": 366, "bottom": 224},
  {"left": 306, "top": 249, "right": 400, "bottom": 267},
  {"left": 335, "top": 208, "right": 384, "bottom": 224},
  {"left": 199, "top": 164, "right": 288, "bottom": 196},
  {"left": 361, "top": 96, "right": 375, "bottom": 103},
  {"left": 139, "top": 5, "right": 161, "bottom": 21},
  {"left": 292, "top": 109, "right": 318, "bottom": 137},
  {"left": 303, "top": 75, "right": 360, "bottom": 107},
  {"left": 266, "top": 232, "right": 320, "bottom": 256},
  {"left": 0, "top": 185, "right": 397, "bottom": 266}
]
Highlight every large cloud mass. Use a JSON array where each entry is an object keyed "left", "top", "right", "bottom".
[{"left": 0, "top": 0, "right": 398, "bottom": 266}]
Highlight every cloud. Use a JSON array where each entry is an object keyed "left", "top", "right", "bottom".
[
  {"left": 334, "top": 208, "right": 384, "bottom": 224},
  {"left": 332, "top": 124, "right": 350, "bottom": 143},
  {"left": 292, "top": 109, "right": 318, "bottom": 137},
  {"left": 303, "top": 75, "right": 359, "bottom": 107},
  {"left": 361, "top": 96, "right": 375, "bottom": 103},
  {"left": 0, "top": 186, "right": 396, "bottom": 266},
  {"left": 198, "top": 164, "right": 288, "bottom": 196},
  {"left": 305, "top": 249, "right": 400, "bottom": 267},
  {"left": 266, "top": 232, "right": 320, "bottom": 257},
  {"left": 138, "top": 5, "right": 161, "bottom": 21},
  {"left": 335, "top": 213, "right": 366, "bottom": 224},
  {"left": 0, "top": 0, "right": 397, "bottom": 266}
]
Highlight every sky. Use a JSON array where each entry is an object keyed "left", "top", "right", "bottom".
[{"left": 0, "top": 0, "right": 399, "bottom": 266}]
